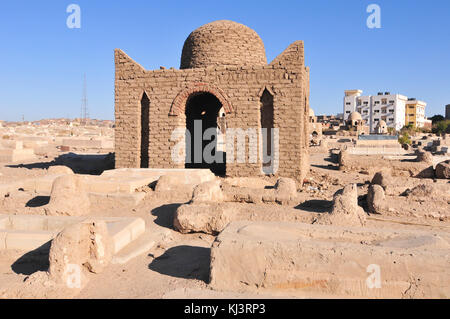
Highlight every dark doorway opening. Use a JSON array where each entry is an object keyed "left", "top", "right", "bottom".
[
  {"left": 140, "top": 92, "right": 150, "bottom": 168},
  {"left": 260, "top": 89, "right": 274, "bottom": 174},
  {"left": 185, "top": 92, "right": 225, "bottom": 175}
]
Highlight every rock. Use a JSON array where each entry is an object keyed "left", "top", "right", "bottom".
[
  {"left": 174, "top": 203, "right": 231, "bottom": 235},
  {"left": 338, "top": 149, "right": 348, "bottom": 167},
  {"left": 48, "top": 219, "right": 113, "bottom": 286},
  {"left": 435, "top": 160, "right": 450, "bottom": 179},
  {"left": 371, "top": 170, "right": 392, "bottom": 191},
  {"left": 173, "top": 202, "right": 315, "bottom": 235},
  {"left": 367, "top": 184, "right": 386, "bottom": 214},
  {"left": 275, "top": 177, "right": 297, "bottom": 199},
  {"left": 155, "top": 174, "right": 183, "bottom": 192},
  {"left": 416, "top": 166, "right": 435, "bottom": 179},
  {"left": 316, "top": 184, "right": 366, "bottom": 226},
  {"left": 191, "top": 180, "right": 223, "bottom": 203},
  {"left": 220, "top": 178, "right": 296, "bottom": 205},
  {"left": 45, "top": 174, "right": 90, "bottom": 216},
  {"left": 404, "top": 184, "right": 437, "bottom": 198},
  {"left": 154, "top": 174, "right": 204, "bottom": 201},
  {"left": 415, "top": 150, "right": 433, "bottom": 165},
  {"left": 47, "top": 165, "right": 74, "bottom": 175}
]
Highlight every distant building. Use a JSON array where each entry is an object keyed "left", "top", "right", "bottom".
[
  {"left": 343, "top": 90, "right": 427, "bottom": 133},
  {"left": 316, "top": 114, "right": 344, "bottom": 130},
  {"left": 308, "top": 108, "right": 322, "bottom": 140},
  {"left": 446, "top": 104, "right": 450, "bottom": 120},
  {"left": 345, "top": 111, "right": 370, "bottom": 135},
  {"left": 405, "top": 98, "right": 427, "bottom": 128},
  {"left": 374, "top": 120, "right": 388, "bottom": 134},
  {"left": 423, "top": 119, "right": 432, "bottom": 130}
]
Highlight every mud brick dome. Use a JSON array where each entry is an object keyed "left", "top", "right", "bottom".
[
  {"left": 180, "top": 20, "right": 267, "bottom": 69},
  {"left": 114, "top": 19, "right": 310, "bottom": 182}
]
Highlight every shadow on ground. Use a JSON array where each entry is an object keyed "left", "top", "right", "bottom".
[
  {"left": 310, "top": 164, "right": 339, "bottom": 171},
  {"left": 295, "top": 199, "right": 332, "bottom": 213},
  {"left": 26, "top": 196, "right": 50, "bottom": 207},
  {"left": 11, "top": 242, "right": 51, "bottom": 275},
  {"left": 7, "top": 152, "right": 114, "bottom": 175},
  {"left": 151, "top": 203, "right": 183, "bottom": 229},
  {"left": 148, "top": 245, "right": 210, "bottom": 283}
]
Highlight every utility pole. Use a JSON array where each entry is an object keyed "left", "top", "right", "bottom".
[{"left": 81, "top": 73, "right": 89, "bottom": 125}]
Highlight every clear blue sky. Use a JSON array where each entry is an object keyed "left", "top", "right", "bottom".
[{"left": 0, "top": 0, "right": 449, "bottom": 121}]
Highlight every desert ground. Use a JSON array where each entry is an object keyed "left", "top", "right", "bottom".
[{"left": 0, "top": 120, "right": 449, "bottom": 299}]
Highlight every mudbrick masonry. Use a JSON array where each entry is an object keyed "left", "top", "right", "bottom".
[{"left": 114, "top": 20, "right": 310, "bottom": 182}]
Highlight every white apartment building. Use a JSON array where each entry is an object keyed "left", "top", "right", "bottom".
[{"left": 343, "top": 90, "right": 408, "bottom": 133}]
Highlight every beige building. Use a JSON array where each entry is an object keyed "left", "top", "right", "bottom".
[
  {"left": 309, "top": 108, "right": 322, "bottom": 140},
  {"left": 344, "top": 111, "right": 370, "bottom": 135},
  {"left": 405, "top": 98, "right": 427, "bottom": 128},
  {"left": 114, "top": 20, "right": 310, "bottom": 182}
]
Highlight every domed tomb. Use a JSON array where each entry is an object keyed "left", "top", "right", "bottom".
[
  {"left": 180, "top": 20, "right": 267, "bottom": 69},
  {"left": 349, "top": 111, "right": 362, "bottom": 122}
]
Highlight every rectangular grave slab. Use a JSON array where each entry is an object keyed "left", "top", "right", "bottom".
[
  {"left": 210, "top": 221, "right": 450, "bottom": 298},
  {"left": 0, "top": 148, "right": 35, "bottom": 162},
  {"left": 101, "top": 168, "right": 215, "bottom": 186},
  {"left": 0, "top": 214, "right": 145, "bottom": 254}
]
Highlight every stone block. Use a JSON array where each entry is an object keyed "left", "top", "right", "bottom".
[
  {"left": 210, "top": 221, "right": 450, "bottom": 298},
  {"left": 46, "top": 216, "right": 80, "bottom": 232},
  {"left": 9, "top": 215, "right": 47, "bottom": 231},
  {"left": 0, "top": 216, "right": 9, "bottom": 229},
  {"left": 0, "top": 231, "right": 6, "bottom": 249},
  {"left": 0, "top": 148, "right": 35, "bottom": 162},
  {"left": 0, "top": 215, "right": 145, "bottom": 254},
  {"left": 107, "top": 218, "right": 146, "bottom": 253},
  {"left": 5, "top": 230, "right": 56, "bottom": 250},
  {"left": 88, "top": 192, "right": 146, "bottom": 207},
  {"left": 34, "top": 174, "right": 64, "bottom": 194}
]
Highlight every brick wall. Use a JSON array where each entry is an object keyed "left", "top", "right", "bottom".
[{"left": 114, "top": 41, "right": 309, "bottom": 182}]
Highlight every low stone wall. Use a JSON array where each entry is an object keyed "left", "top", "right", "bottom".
[
  {"left": 355, "top": 139, "right": 400, "bottom": 147},
  {"left": 61, "top": 138, "right": 114, "bottom": 149},
  {"left": 347, "top": 147, "right": 406, "bottom": 155},
  {"left": 339, "top": 153, "right": 434, "bottom": 177},
  {"left": 0, "top": 140, "right": 35, "bottom": 162}
]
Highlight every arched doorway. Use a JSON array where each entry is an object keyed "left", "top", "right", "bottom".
[
  {"left": 260, "top": 89, "right": 274, "bottom": 174},
  {"left": 185, "top": 92, "right": 226, "bottom": 175},
  {"left": 140, "top": 92, "right": 150, "bottom": 168}
]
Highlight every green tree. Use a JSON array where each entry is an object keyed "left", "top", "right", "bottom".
[
  {"left": 432, "top": 120, "right": 450, "bottom": 135},
  {"left": 398, "top": 132, "right": 411, "bottom": 145},
  {"left": 430, "top": 115, "right": 445, "bottom": 124}
]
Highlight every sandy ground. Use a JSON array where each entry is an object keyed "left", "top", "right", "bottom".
[{"left": 0, "top": 150, "right": 449, "bottom": 298}]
